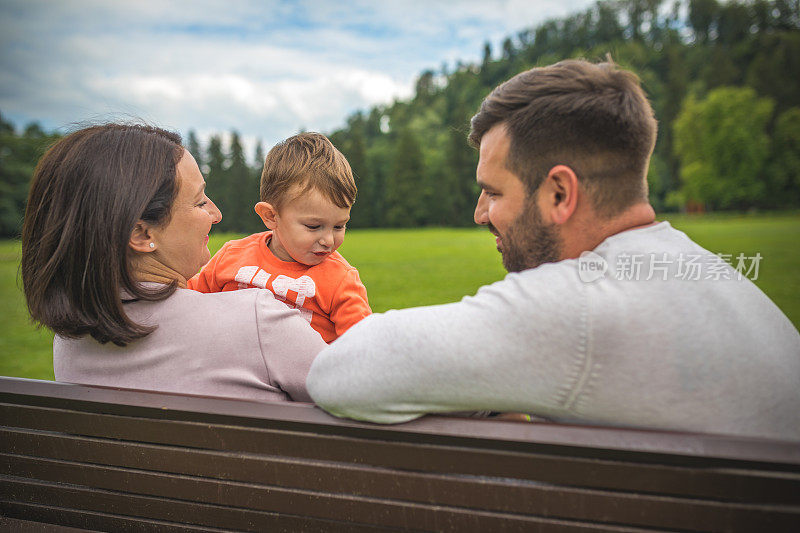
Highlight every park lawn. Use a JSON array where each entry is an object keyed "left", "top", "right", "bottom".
[
  {"left": 0, "top": 239, "right": 56, "bottom": 380},
  {"left": 1, "top": 212, "right": 798, "bottom": 381},
  {"left": 663, "top": 212, "right": 800, "bottom": 327}
]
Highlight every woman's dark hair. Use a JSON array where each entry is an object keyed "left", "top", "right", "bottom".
[{"left": 21, "top": 123, "right": 184, "bottom": 346}]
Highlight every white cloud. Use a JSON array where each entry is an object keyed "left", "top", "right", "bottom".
[{"left": 0, "top": 0, "right": 597, "bottom": 154}]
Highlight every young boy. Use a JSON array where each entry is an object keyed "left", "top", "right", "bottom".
[{"left": 188, "top": 132, "right": 371, "bottom": 343}]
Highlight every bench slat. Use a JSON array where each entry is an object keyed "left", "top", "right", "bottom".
[
  {"left": 3, "top": 451, "right": 800, "bottom": 532},
  {"left": 3, "top": 378, "right": 799, "bottom": 532},
  {"left": 2, "top": 405, "right": 798, "bottom": 505},
  {"left": 3, "top": 377, "right": 799, "bottom": 466},
  {"left": 0, "top": 507, "right": 231, "bottom": 532},
  {"left": 1, "top": 475, "right": 655, "bottom": 533}
]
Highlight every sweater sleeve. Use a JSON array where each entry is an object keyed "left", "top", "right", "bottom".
[
  {"left": 254, "top": 290, "right": 327, "bottom": 403},
  {"left": 329, "top": 268, "right": 372, "bottom": 338},
  {"left": 306, "top": 268, "right": 586, "bottom": 423},
  {"left": 187, "top": 243, "right": 227, "bottom": 292}
]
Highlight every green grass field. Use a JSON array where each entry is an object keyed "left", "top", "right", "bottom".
[{"left": 2, "top": 212, "right": 798, "bottom": 380}]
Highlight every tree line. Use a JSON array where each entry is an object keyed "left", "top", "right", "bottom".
[
  {"left": 1, "top": 0, "right": 799, "bottom": 237},
  {"left": 326, "top": 0, "right": 800, "bottom": 227}
]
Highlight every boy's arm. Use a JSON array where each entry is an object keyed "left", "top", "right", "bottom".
[
  {"left": 187, "top": 244, "right": 226, "bottom": 293},
  {"left": 329, "top": 268, "right": 372, "bottom": 338}
]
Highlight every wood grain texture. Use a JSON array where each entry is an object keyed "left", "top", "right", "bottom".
[{"left": 1, "top": 377, "right": 798, "bottom": 532}]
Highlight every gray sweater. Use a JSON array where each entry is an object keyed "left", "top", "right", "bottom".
[
  {"left": 55, "top": 287, "right": 326, "bottom": 402},
  {"left": 307, "top": 222, "right": 800, "bottom": 440}
]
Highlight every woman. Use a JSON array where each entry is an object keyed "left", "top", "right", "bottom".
[{"left": 21, "top": 124, "right": 326, "bottom": 401}]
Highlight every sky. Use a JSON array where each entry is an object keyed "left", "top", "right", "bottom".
[{"left": 1, "top": 0, "right": 597, "bottom": 158}]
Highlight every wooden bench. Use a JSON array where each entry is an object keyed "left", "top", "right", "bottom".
[{"left": 1, "top": 376, "right": 799, "bottom": 532}]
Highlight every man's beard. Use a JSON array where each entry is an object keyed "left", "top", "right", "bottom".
[{"left": 490, "top": 198, "right": 563, "bottom": 273}]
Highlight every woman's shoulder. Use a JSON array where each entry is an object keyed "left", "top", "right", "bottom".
[
  {"left": 120, "top": 289, "right": 287, "bottom": 350},
  {"left": 172, "top": 287, "right": 307, "bottom": 319},
  {"left": 124, "top": 287, "right": 263, "bottom": 326},
  {"left": 172, "top": 286, "right": 271, "bottom": 308},
  {"left": 169, "top": 287, "right": 324, "bottom": 353}
]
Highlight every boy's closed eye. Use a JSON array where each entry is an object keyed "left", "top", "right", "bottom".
[{"left": 304, "top": 223, "right": 347, "bottom": 230}]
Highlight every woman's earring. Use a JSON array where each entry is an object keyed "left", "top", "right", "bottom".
[{"left": 149, "top": 242, "right": 155, "bottom": 249}]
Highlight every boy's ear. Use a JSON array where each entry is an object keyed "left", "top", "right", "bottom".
[
  {"left": 129, "top": 221, "right": 155, "bottom": 253},
  {"left": 254, "top": 202, "right": 279, "bottom": 230}
]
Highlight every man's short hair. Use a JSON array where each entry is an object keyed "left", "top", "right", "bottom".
[
  {"left": 261, "top": 132, "right": 356, "bottom": 209},
  {"left": 469, "top": 59, "right": 658, "bottom": 218}
]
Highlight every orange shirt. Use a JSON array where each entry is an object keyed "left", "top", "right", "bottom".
[{"left": 188, "top": 231, "right": 371, "bottom": 343}]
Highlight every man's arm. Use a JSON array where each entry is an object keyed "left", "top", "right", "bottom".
[{"left": 306, "top": 269, "right": 584, "bottom": 423}]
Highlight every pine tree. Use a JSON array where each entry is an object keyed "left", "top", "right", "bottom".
[
  {"left": 385, "top": 127, "right": 427, "bottom": 227},
  {"left": 252, "top": 139, "right": 265, "bottom": 209},
  {"left": 226, "top": 131, "right": 256, "bottom": 232},
  {"left": 340, "top": 116, "right": 373, "bottom": 228},
  {"left": 0, "top": 118, "right": 60, "bottom": 237},
  {"left": 187, "top": 130, "right": 203, "bottom": 172},
  {"left": 204, "top": 135, "right": 227, "bottom": 228}
]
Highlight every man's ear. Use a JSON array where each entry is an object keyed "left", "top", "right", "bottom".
[
  {"left": 539, "top": 165, "right": 580, "bottom": 225},
  {"left": 254, "top": 202, "right": 279, "bottom": 230},
  {"left": 129, "top": 221, "right": 155, "bottom": 253}
]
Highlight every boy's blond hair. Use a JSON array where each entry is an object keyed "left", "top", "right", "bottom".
[{"left": 261, "top": 132, "right": 356, "bottom": 209}]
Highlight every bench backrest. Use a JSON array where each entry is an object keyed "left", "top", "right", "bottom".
[{"left": 1, "top": 376, "right": 799, "bottom": 531}]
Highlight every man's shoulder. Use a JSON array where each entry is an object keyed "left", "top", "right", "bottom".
[
  {"left": 599, "top": 221, "right": 697, "bottom": 253},
  {"left": 474, "top": 261, "right": 584, "bottom": 312}
]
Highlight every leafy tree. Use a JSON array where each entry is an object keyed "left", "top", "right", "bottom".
[
  {"left": 773, "top": 0, "right": 800, "bottom": 30},
  {"left": 656, "top": 43, "right": 689, "bottom": 197},
  {"left": 688, "top": 0, "right": 719, "bottom": 43},
  {"left": 746, "top": 31, "right": 800, "bottom": 112},
  {"left": 623, "top": 0, "right": 647, "bottom": 41},
  {"left": 674, "top": 87, "right": 774, "bottom": 209},
  {"left": 716, "top": 1, "right": 752, "bottom": 46},
  {"left": 0, "top": 113, "right": 12, "bottom": 134},
  {"left": 414, "top": 71, "right": 436, "bottom": 105},
  {"left": 768, "top": 107, "right": 800, "bottom": 206},
  {"left": 594, "top": 1, "right": 624, "bottom": 44},
  {"left": 0, "top": 116, "right": 60, "bottom": 238}
]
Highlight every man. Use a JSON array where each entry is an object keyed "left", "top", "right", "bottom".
[{"left": 306, "top": 59, "right": 800, "bottom": 440}]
